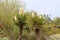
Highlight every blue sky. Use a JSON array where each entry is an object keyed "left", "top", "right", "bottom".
[{"left": 23, "top": 0, "right": 60, "bottom": 19}]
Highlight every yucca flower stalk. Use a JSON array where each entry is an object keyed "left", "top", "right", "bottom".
[{"left": 14, "top": 7, "right": 27, "bottom": 40}]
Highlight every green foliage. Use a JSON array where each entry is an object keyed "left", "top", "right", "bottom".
[
  {"left": 15, "top": 14, "right": 27, "bottom": 27},
  {"left": 0, "top": 0, "right": 20, "bottom": 40},
  {"left": 54, "top": 17, "right": 60, "bottom": 25}
]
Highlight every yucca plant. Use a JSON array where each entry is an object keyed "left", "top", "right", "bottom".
[
  {"left": 27, "top": 11, "right": 46, "bottom": 40},
  {"left": 14, "top": 10, "right": 28, "bottom": 40}
]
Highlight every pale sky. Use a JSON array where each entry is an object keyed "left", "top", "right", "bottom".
[{"left": 23, "top": 0, "right": 60, "bottom": 19}]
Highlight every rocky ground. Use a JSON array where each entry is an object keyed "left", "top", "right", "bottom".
[{"left": 46, "top": 34, "right": 60, "bottom": 40}]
